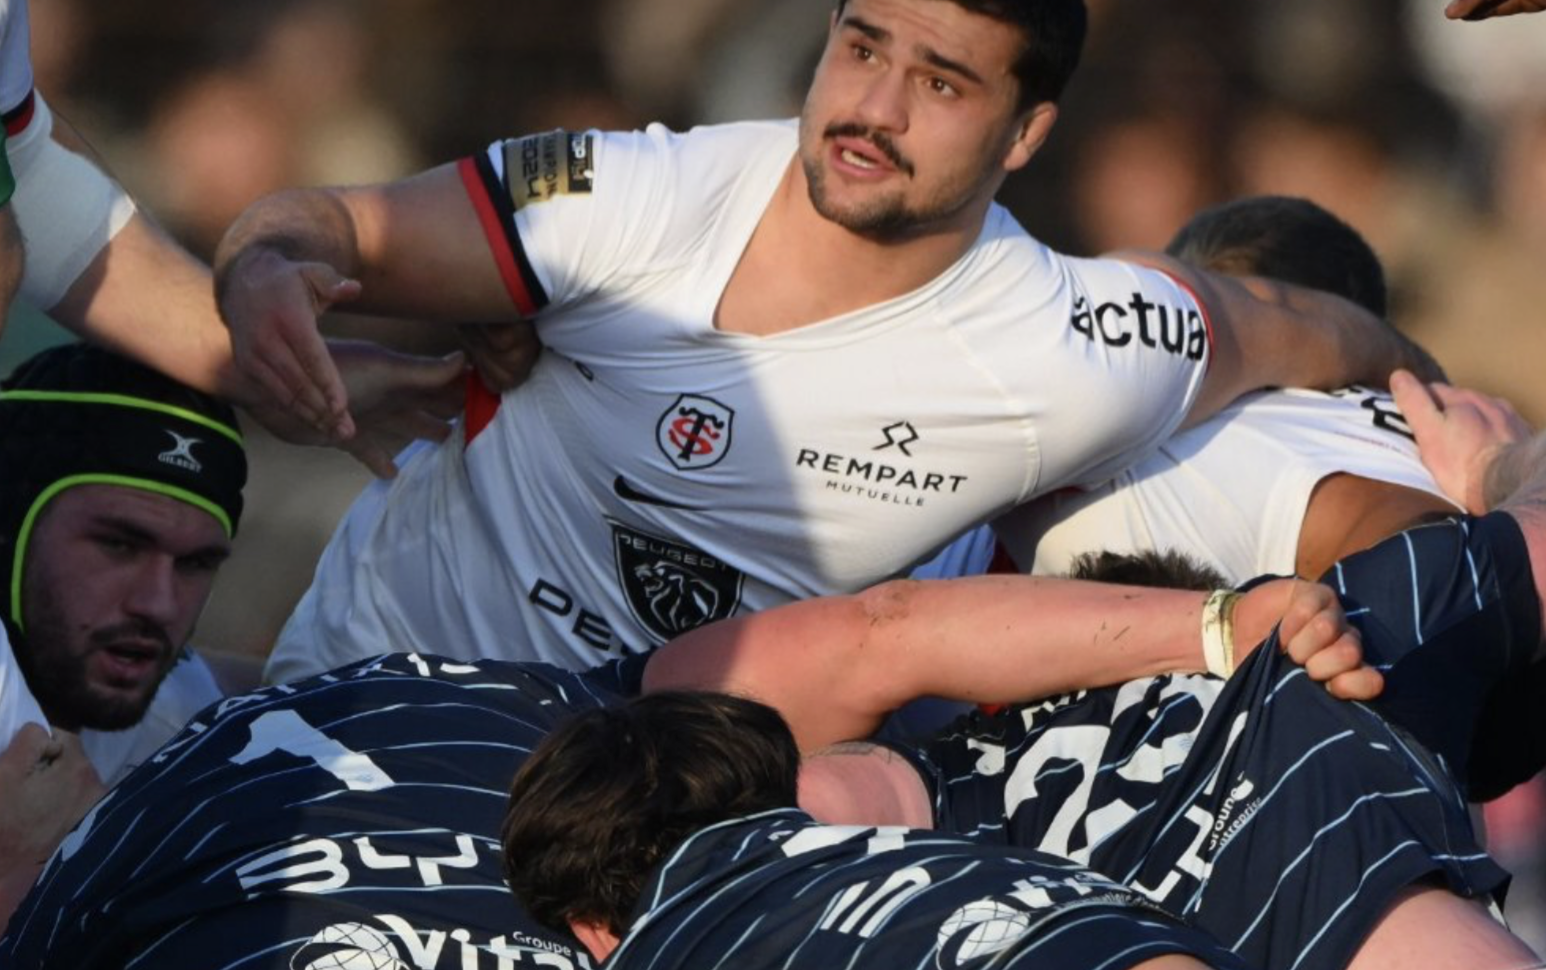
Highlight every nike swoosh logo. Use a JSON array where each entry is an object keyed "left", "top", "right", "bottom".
[{"left": 613, "top": 475, "right": 703, "bottom": 511}]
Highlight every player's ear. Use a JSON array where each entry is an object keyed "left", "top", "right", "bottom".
[
  {"left": 569, "top": 919, "right": 621, "bottom": 962},
  {"left": 1003, "top": 102, "right": 1058, "bottom": 174}
]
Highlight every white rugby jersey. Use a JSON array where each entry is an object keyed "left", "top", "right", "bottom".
[
  {"left": 0, "top": 626, "right": 46, "bottom": 750},
  {"left": 996, "top": 385, "right": 1455, "bottom": 583},
  {"left": 0, "top": 0, "right": 32, "bottom": 117},
  {"left": 271, "top": 121, "right": 1210, "bottom": 679}
]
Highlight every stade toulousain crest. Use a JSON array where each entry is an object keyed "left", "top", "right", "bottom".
[
  {"left": 610, "top": 519, "right": 745, "bottom": 643},
  {"left": 656, "top": 394, "right": 735, "bottom": 471}
]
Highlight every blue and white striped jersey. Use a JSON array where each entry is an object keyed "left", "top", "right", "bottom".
[
  {"left": 611, "top": 808, "right": 1246, "bottom": 970},
  {"left": 1, "top": 652, "right": 643, "bottom": 970},
  {"left": 908, "top": 514, "right": 1535, "bottom": 970}
]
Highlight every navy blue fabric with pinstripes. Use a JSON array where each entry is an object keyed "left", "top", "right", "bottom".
[
  {"left": 906, "top": 514, "right": 1534, "bottom": 970},
  {"left": 606, "top": 807, "right": 1248, "bottom": 970},
  {"left": 0, "top": 652, "right": 643, "bottom": 970}
]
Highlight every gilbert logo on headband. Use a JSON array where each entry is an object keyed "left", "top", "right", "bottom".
[{"left": 157, "top": 430, "right": 204, "bottom": 473}]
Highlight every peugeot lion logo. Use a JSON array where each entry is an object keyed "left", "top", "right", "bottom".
[{"left": 158, "top": 430, "right": 204, "bottom": 473}]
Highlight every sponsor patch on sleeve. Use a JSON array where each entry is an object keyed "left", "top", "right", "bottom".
[{"left": 499, "top": 130, "right": 595, "bottom": 211}]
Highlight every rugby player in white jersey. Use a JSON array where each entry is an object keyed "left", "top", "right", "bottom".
[{"left": 219, "top": 0, "right": 1440, "bottom": 681}]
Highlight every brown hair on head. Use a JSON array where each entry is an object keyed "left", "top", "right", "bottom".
[{"left": 502, "top": 691, "right": 802, "bottom": 935}]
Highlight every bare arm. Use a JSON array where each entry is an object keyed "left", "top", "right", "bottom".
[
  {"left": 42, "top": 113, "right": 243, "bottom": 399},
  {"left": 1110, "top": 251, "right": 1443, "bottom": 427},
  {"left": 646, "top": 575, "right": 1374, "bottom": 752},
  {"left": 214, "top": 166, "right": 524, "bottom": 437},
  {"left": 1445, "top": 0, "right": 1546, "bottom": 19}
]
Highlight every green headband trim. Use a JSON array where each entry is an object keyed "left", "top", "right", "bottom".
[
  {"left": 0, "top": 390, "right": 244, "bottom": 447},
  {"left": 9, "top": 473, "right": 234, "bottom": 632}
]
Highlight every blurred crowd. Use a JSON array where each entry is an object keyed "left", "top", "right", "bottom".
[{"left": 7, "top": 0, "right": 1544, "bottom": 947}]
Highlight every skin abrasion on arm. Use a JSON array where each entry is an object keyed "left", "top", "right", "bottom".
[{"left": 646, "top": 574, "right": 1375, "bottom": 753}]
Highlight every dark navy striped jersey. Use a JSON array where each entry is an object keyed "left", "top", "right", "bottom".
[
  {"left": 907, "top": 514, "right": 1535, "bottom": 970},
  {"left": 1, "top": 652, "right": 644, "bottom": 970},
  {"left": 609, "top": 808, "right": 1247, "bottom": 970}
]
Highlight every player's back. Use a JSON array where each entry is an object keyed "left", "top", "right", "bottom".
[
  {"left": 609, "top": 808, "right": 1243, "bottom": 970},
  {"left": 0, "top": 652, "right": 637, "bottom": 970}
]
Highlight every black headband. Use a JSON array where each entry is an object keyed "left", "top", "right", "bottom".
[{"left": 0, "top": 344, "right": 247, "bottom": 629}]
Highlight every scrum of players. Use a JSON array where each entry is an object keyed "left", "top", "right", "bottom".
[{"left": 1, "top": 1, "right": 1545, "bottom": 968}]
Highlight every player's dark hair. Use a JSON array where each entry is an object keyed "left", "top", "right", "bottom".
[
  {"left": 833, "top": 0, "right": 1087, "bottom": 108},
  {"left": 1067, "top": 548, "right": 1227, "bottom": 592},
  {"left": 502, "top": 691, "right": 802, "bottom": 936},
  {"left": 1165, "top": 195, "right": 1388, "bottom": 318}
]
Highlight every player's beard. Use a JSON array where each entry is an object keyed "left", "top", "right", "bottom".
[
  {"left": 801, "top": 120, "right": 987, "bottom": 240},
  {"left": 18, "top": 619, "right": 176, "bottom": 732}
]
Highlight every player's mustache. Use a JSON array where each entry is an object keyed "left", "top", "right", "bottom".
[
  {"left": 823, "top": 122, "right": 915, "bottom": 177},
  {"left": 90, "top": 620, "right": 174, "bottom": 656}
]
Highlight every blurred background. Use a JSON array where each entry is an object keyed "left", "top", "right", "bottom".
[{"left": 3, "top": 0, "right": 1543, "bottom": 944}]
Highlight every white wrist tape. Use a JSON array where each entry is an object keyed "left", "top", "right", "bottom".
[
  {"left": 1201, "top": 589, "right": 1240, "bottom": 678},
  {"left": 7, "top": 95, "right": 136, "bottom": 310}
]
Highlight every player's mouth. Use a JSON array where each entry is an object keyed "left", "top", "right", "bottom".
[
  {"left": 824, "top": 124, "right": 913, "bottom": 178},
  {"left": 93, "top": 641, "right": 166, "bottom": 686}
]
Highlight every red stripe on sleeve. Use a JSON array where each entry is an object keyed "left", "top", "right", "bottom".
[
  {"left": 457, "top": 156, "right": 539, "bottom": 318},
  {"left": 463, "top": 368, "right": 502, "bottom": 448},
  {"left": 1148, "top": 267, "right": 1216, "bottom": 375},
  {"left": 3, "top": 90, "right": 36, "bottom": 136}
]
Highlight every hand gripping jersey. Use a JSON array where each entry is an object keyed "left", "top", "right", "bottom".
[
  {"left": 905, "top": 515, "right": 1539, "bottom": 970},
  {"left": 0, "top": 652, "right": 642, "bottom": 970},
  {"left": 609, "top": 808, "right": 1246, "bottom": 970},
  {"left": 996, "top": 385, "right": 1454, "bottom": 583},
  {"left": 271, "top": 121, "right": 1210, "bottom": 681}
]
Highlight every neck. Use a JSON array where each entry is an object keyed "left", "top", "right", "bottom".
[{"left": 797, "top": 743, "right": 933, "bottom": 829}]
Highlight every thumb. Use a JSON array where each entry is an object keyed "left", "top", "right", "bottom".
[
  {"left": 300, "top": 265, "right": 364, "bottom": 313},
  {"left": 1390, "top": 369, "right": 1442, "bottom": 439}
]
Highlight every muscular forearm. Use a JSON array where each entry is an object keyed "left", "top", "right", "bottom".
[
  {"left": 216, "top": 167, "right": 514, "bottom": 322},
  {"left": 648, "top": 576, "right": 1274, "bottom": 751},
  {"left": 49, "top": 214, "right": 250, "bottom": 400}
]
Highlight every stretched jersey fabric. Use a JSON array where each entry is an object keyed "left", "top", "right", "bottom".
[
  {"left": 0, "top": 623, "right": 45, "bottom": 748},
  {"left": 611, "top": 808, "right": 1246, "bottom": 970},
  {"left": 0, "top": 652, "right": 641, "bottom": 970},
  {"left": 996, "top": 386, "right": 1453, "bottom": 583},
  {"left": 906, "top": 515, "right": 1536, "bottom": 970},
  {"left": 269, "top": 120, "right": 1212, "bottom": 682}
]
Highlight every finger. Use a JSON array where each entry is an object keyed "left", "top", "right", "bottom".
[
  {"left": 244, "top": 350, "right": 332, "bottom": 431},
  {"left": 1274, "top": 580, "right": 1329, "bottom": 646},
  {"left": 1, "top": 723, "right": 56, "bottom": 769},
  {"left": 1324, "top": 666, "right": 1385, "bottom": 701},
  {"left": 1302, "top": 635, "right": 1366, "bottom": 681},
  {"left": 396, "top": 409, "right": 456, "bottom": 443},
  {"left": 344, "top": 436, "right": 400, "bottom": 480},
  {"left": 1390, "top": 369, "right": 1444, "bottom": 439},
  {"left": 1282, "top": 608, "right": 1346, "bottom": 665},
  {"left": 300, "top": 270, "right": 365, "bottom": 430}
]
